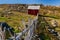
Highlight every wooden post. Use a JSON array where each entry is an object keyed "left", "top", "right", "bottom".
[
  {"left": 24, "top": 18, "right": 34, "bottom": 40},
  {"left": 2, "top": 27, "right": 6, "bottom": 40},
  {"left": 0, "top": 25, "right": 6, "bottom": 40},
  {"left": 0, "top": 26, "right": 2, "bottom": 40},
  {"left": 13, "top": 33, "right": 16, "bottom": 40}
]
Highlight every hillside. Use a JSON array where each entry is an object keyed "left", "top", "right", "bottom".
[
  {"left": 0, "top": 4, "right": 60, "bottom": 32},
  {"left": 39, "top": 4, "right": 60, "bottom": 35},
  {"left": 0, "top": 4, "right": 36, "bottom": 33},
  {"left": 0, "top": 4, "right": 60, "bottom": 40}
]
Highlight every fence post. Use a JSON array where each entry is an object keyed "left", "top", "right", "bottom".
[
  {"left": 24, "top": 18, "right": 34, "bottom": 40},
  {"left": 0, "top": 25, "right": 2, "bottom": 40},
  {"left": 0, "top": 24, "right": 6, "bottom": 40},
  {"left": 2, "top": 27, "right": 6, "bottom": 40}
]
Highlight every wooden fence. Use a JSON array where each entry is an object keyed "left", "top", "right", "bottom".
[{"left": 9, "top": 15, "right": 38, "bottom": 40}]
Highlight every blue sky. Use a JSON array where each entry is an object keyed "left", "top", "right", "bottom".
[{"left": 0, "top": 0, "right": 60, "bottom": 6}]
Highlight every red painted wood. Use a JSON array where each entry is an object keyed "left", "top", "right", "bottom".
[{"left": 28, "top": 9, "right": 39, "bottom": 15}]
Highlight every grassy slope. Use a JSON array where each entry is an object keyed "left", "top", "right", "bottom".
[
  {"left": 0, "top": 8, "right": 36, "bottom": 32},
  {"left": 39, "top": 6, "right": 60, "bottom": 33}
]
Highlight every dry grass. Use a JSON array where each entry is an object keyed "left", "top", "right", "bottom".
[{"left": 0, "top": 9, "right": 36, "bottom": 32}]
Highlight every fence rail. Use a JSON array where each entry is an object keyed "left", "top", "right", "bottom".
[{"left": 9, "top": 15, "right": 38, "bottom": 40}]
